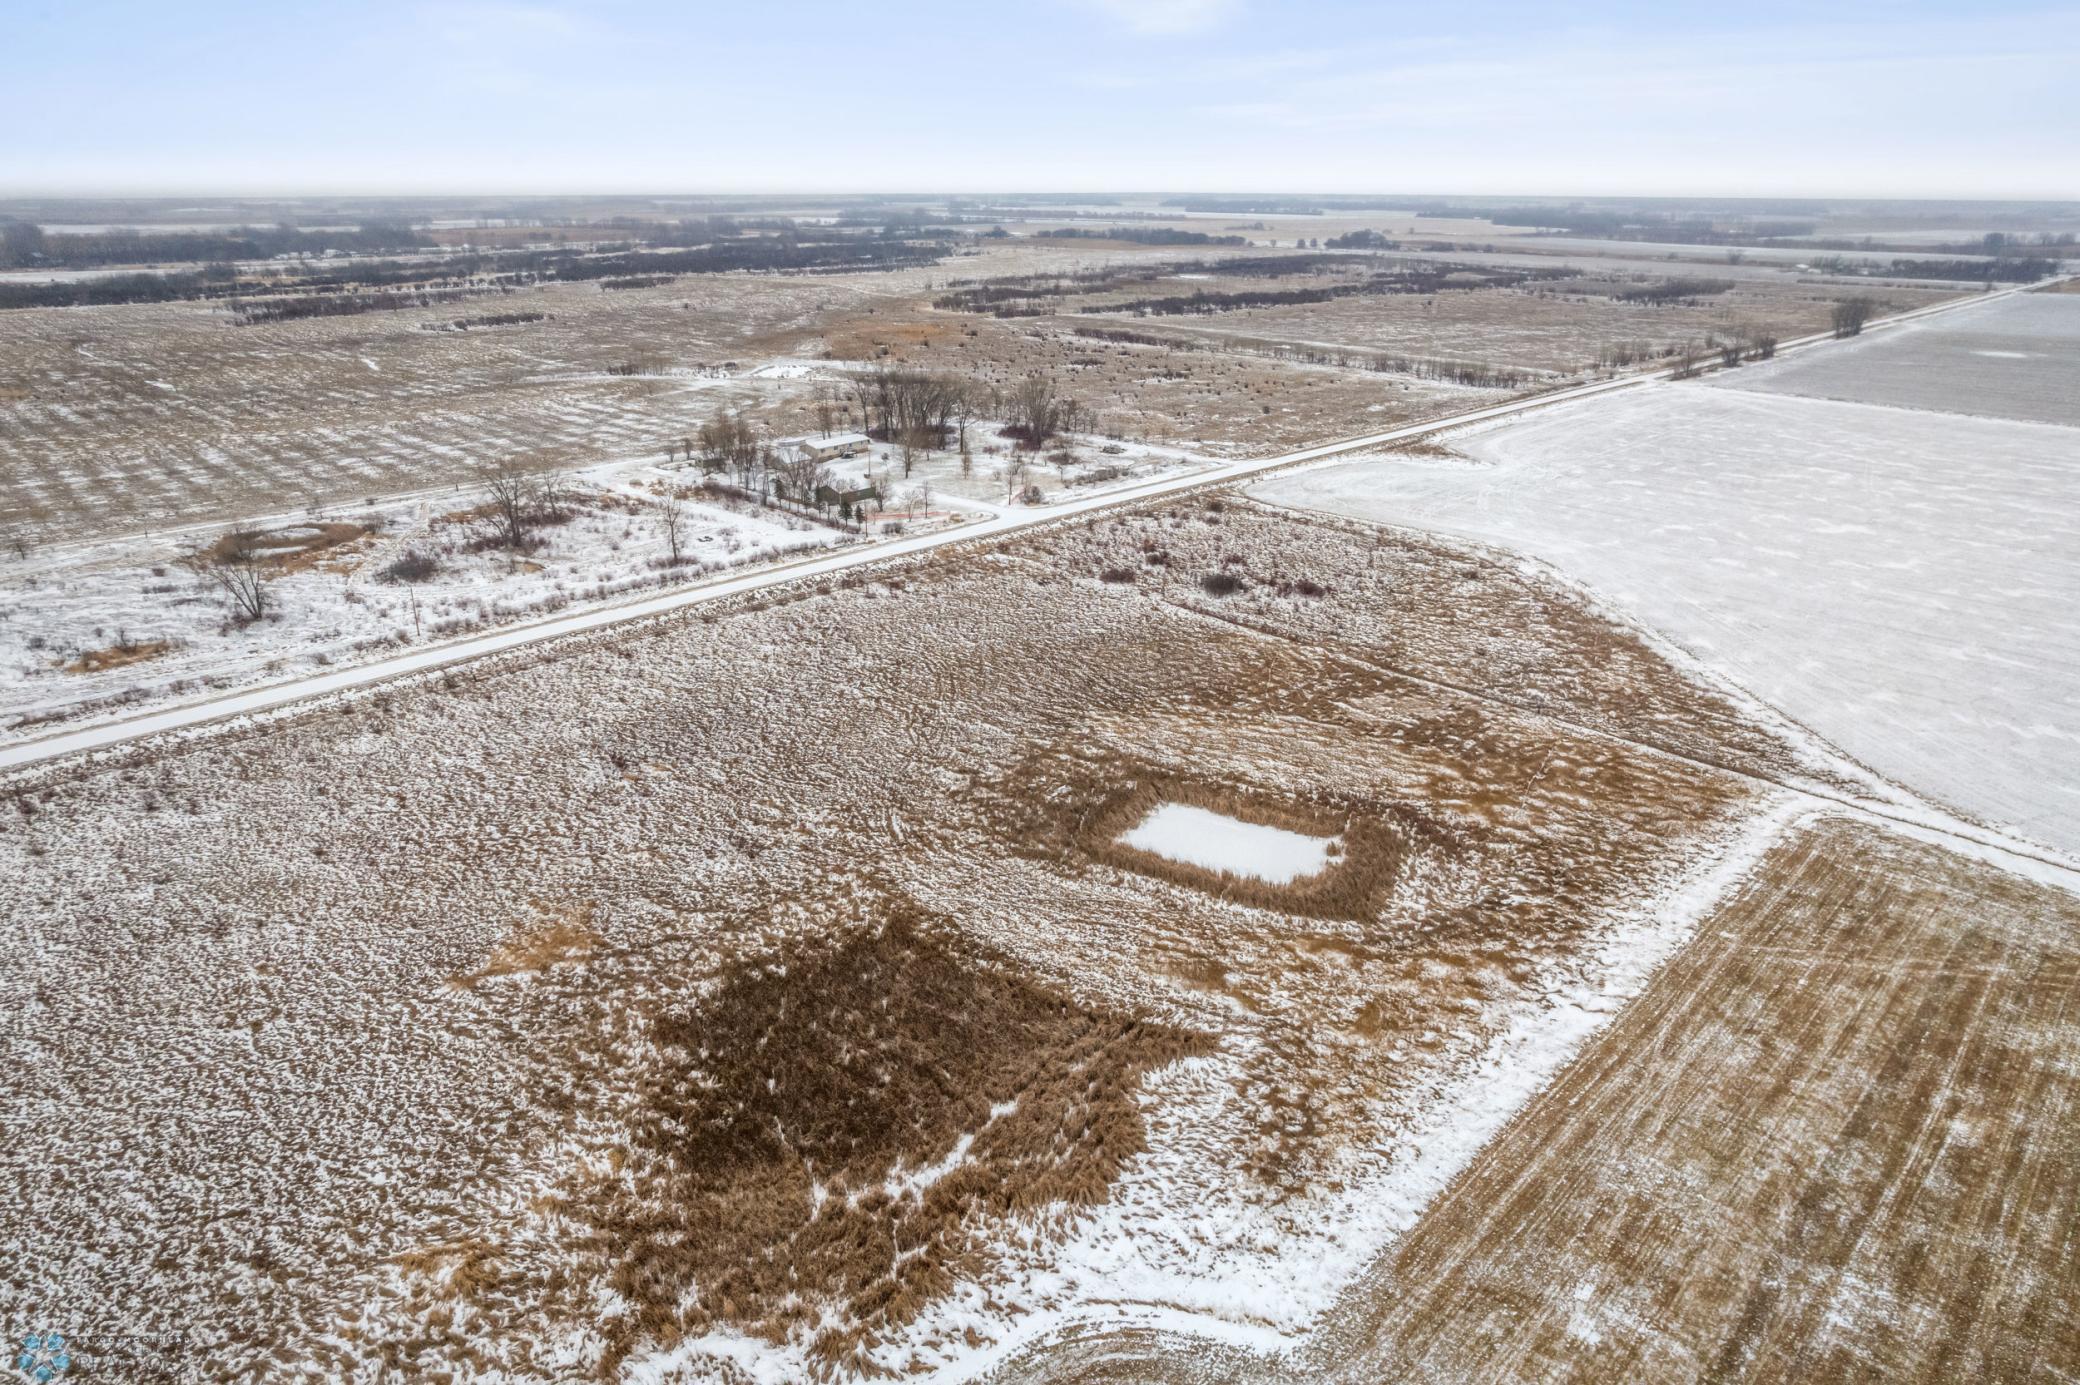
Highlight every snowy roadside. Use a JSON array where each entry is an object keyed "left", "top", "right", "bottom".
[{"left": 0, "top": 425, "right": 1220, "bottom": 749}]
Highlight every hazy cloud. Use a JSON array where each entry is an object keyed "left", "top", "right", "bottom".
[
  {"left": 1076, "top": 0, "right": 1242, "bottom": 35},
  {"left": 5, "top": 0, "right": 2074, "bottom": 197}
]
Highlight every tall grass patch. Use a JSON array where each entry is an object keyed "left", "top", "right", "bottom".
[{"left": 560, "top": 906, "right": 1208, "bottom": 1372}]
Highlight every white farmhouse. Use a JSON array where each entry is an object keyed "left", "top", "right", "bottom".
[{"left": 777, "top": 432, "right": 871, "bottom": 464}]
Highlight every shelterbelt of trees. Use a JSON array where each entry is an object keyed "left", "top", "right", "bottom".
[
  {"left": 0, "top": 220, "right": 954, "bottom": 312},
  {"left": 0, "top": 220, "right": 432, "bottom": 269}
]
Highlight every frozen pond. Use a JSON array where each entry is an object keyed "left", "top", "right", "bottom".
[{"left": 1119, "top": 803, "right": 1339, "bottom": 883}]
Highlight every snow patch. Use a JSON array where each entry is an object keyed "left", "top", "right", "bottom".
[{"left": 1119, "top": 803, "right": 1338, "bottom": 883}]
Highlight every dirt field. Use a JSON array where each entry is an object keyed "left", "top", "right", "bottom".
[
  {"left": 1091, "top": 258, "right": 1955, "bottom": 375},
  {"left": 988, "top": 817, "right": 2080, "bottom": 1383}
]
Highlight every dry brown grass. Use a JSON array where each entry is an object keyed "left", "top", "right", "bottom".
[
  {"left": 394, "top": 1239, "right": 505, "bottom": 1299},
  {"left": 452, "top": 904, "right": 601, "bottom": 988},
  {"left": 0, "top": 488, "right": 1805, "bottom": 1382},
  {"left": 63, "top": 637, "right": 173, "bottom": 673},
  {"left": 546, "top": 904, "right": 1207, "bottom": 1374},
  {"left": 207, "top": 521, "right": 372, "bottom": 573},
  {"left": 1380, "top": 437, "right": 1465, "bottom": 460}
]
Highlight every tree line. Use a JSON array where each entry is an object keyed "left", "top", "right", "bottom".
[
  {"left": 1611, "top": 277, "right": 1739, "bottom": 305},
  {"left": 0, "top": 226, "right": 950, "bottom": 313},
  {"left": 1035, "top": 228, "right": 1247, "bottom": 246},
  {"left": 1088, "top": 265, "right": 1561, "bottom": 317},
  {"left": 0, "top": 220, "right": 430, "bottom": 269},
  {"left": 1877, "top": 258, "right": 2058, "bottom": 283}
]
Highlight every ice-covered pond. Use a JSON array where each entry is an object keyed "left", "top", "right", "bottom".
[{"left": 1118, "top": 803, "right": 1339, "bottom": 884}]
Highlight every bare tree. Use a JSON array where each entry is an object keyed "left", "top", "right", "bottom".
[
  {"left": 951, "top": 381, "right": 975, "bottom": 452},
  {"left": 812, "top": 380, "right": 838, "bottom": 438},
  {"left": 182, "top": 527, "right": 277, "bottom": 623},
  {"left": 696, "top": 410, "right": 763, "bottom": 481},
  {"left": 1832, "top": 297, "right": 1876, "bottom": 339},
  {"left": 652, "top": 493, "right": 691, "bottom": 566},
  {"left": 850, "top": 376, "right": 877, "bottom": 439},
  {"left": 869, "top": 365, "right": 960, "bottom": 451},
  {"left": 482, "top": 465, "right": 560, "bottom": 551},
  {"left": 774, "top": 448, "right": 830, "bottom": 508},
  {"left": 1006, "top": 371, "right": 1065, "bottom": 448}
]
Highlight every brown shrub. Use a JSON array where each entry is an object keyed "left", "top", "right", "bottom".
[{"left": 207, "top": 520, "right": 371, "bottom": 572}]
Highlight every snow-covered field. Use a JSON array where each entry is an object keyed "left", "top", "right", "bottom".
[
  {"left": 1251, "top": 380, "right": 2080, "bottom": 857},
  {"left": 0, "top": 420, "right": 1228, "bottom": 744},
  {"left": 1714, "top": 290, "right": 2080, "bottom": 426},
  {"left": 0, "top": 469, "right": 855, "bottom": 741}
]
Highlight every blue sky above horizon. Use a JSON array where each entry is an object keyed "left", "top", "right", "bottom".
[{"left": 5, "top": 0, "right": 2077, "bottom": 198}]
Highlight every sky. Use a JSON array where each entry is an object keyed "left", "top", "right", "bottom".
[{"left": 4, "top": 0, "right": 2077, "bottom": 198}]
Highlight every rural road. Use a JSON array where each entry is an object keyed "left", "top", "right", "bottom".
[{"left": 0, "top": 280, "right": 2042, "bottom": 773}]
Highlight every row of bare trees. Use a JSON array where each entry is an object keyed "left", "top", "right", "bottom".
[{"left": 809, "top": 367, "right": 1087, "bottom": 455}]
